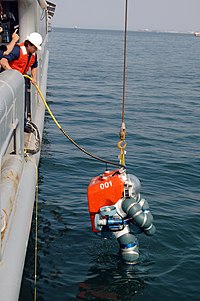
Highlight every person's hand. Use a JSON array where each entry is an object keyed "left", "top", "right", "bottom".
[
  {"left": 31, "top": 78, "right": 37, "bottom": 85},
  {"left": 12, "top": 29, "right": 19, "bottom": 42}
]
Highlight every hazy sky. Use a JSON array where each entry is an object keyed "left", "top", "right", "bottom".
[{"left": 51, "top": 0, "right": 200, "bottom": 32}]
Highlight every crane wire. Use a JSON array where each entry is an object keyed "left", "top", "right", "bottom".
[
  {"left": 118, "top": 0, "right": 128, "bottom": 166},
  {"left": 122, "top": 0, "right": 128, "bottom": 125}
]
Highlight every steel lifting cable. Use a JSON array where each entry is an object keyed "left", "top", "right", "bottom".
[
  {"left": 118, "top": 0, "right": 128, "bottom": 166},
  {"left": 24, "top": 75, "right": 125, "bottom": 169},
  {"left": 122, "top": 0, "right": 128, "bottom": 125}
]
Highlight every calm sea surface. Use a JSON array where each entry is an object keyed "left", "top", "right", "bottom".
[{"left": 20, "top": 28, "right": 200, "bottom": 300}]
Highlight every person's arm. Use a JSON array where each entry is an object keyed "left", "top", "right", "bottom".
[
  {"left": 0, "top": 57, "right": 12, "bottom": 69},
  {"left": 4, "top": 30, "right": 19, "bottom": 55},
  {"left": 30, "top": 54, "right": 38, "bottom": 84},
  {"left": 31, "top": 67, "right": 37, "bottom": 85},
  {"left": 0, "top": 49, "right": 4, "bottom": 60},
  {"left": 0, "top": 45, "right": 20, "bottom": 70}
]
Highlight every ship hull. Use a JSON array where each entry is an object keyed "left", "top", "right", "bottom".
[{"left": 0, "top": 1, "right": 55, "bottom": 299}]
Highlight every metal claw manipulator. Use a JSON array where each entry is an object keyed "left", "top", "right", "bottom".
[{"left": 87, "top": 168, "right": 156, "bottom": 264}]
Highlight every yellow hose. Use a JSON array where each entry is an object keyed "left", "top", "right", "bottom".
[
  {"left": 24, "top": 75, "right": 125, "bottom": 168},
  {"left": 24, "top": 75, "right": 61, "bottom": 129}
]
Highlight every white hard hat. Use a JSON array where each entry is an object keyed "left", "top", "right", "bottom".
[{"left": 27, "top": 32, "right": 43, "bottom": 50}]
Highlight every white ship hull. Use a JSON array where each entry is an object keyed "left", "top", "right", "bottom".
[{"left": 0, "top": 1, "right": 55, "bottom": 299}]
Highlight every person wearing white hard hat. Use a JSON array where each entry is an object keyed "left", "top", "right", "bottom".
[{"left": 0, "top": 31, "right": 42, "bottom": 84}]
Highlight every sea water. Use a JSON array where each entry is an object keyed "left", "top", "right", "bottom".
[{"left": 19, "top": 28, "right": 200, "bottom": 301}]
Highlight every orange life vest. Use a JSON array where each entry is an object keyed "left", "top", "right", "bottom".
[{"left": 9, "top": 42, "right": 36, "bottom": 74}]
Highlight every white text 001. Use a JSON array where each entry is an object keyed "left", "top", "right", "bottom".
[{"left": 100, "top": 181, "right": 113, "bottom": 190}]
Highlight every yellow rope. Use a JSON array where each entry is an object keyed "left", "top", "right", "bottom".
[
  {"left": 24, "top": 75, "right": 61, "bottom": 129},
  {"left": 23, "top": 75, "right": 125, "bottom": 168}
]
